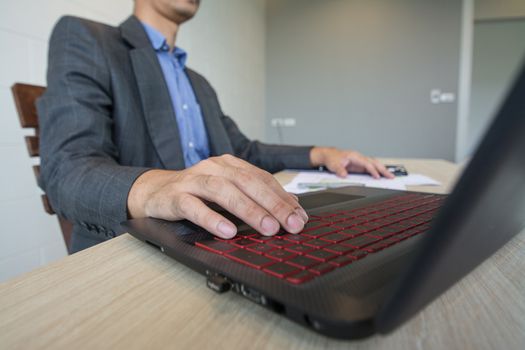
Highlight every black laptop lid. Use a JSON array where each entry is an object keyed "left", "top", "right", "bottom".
[{"left": 376, "top": 60, "right": 525, "bottom": 333}]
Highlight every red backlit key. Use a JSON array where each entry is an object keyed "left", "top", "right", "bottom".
[
  {"left": 225, "top": 249, "right": 275, "bottom": 269},
  {"left": 309, "top": 262, "right": 336, "bottom": 275},
  {"left": 267, "top": 239, "right": 295, "bottom": 249},
  {"left": 362, "top": 241, "right": 388, "bottom": 253},
  {"left": 195, "top": 240, "right": 237, "bottom": 255},
  {"left": 301, "top": 221, "right": 329, "bottom": 231},
  {"left": 340, "top": 228, "right": 366, "bottom": 237},
  {"left": 329, "top": 255, "right": 354, "bottom": 267},
  {"left": 250, "top": 235, "right": 275, "bottom": 243},
  {"left": 246, "top": 243, "right": 275, "bottom": 254},
  {"left": 267, "top": 249, "right": 297, "bottom": 262},
  {"left": 285, "top": 244, "right": 315, "bottom": 255},
  {"left": 341, "top": 235, "right": 379, "bottom": 248},
  {"left": 264, "top": 262, "right": 300, "bottom": 278},
  {"left": 306, "top": 249, "right": 338, "bottom": 262},
  {"left": 348, "top": 250, "right": 368, "bottom": 260},
  {"left": 232, "top": 238, "right": 257, "bottom": 248},
  {"left": 324, "top": 244, "right": 355, "bottom": 255},
  {"left": 300, "top": 226, "right": 339, "bottom": 238},
  {"left": 287, "top": 255, "right": 319, "bottom": 270},
  {"left": 320, "top": 232, "right": 351, "bottom": 243},
  {"left": 286, "top": 270, "right": 316, "bottom": 284},
  {"left": 303, "top": 239, "right": 332, "bottom": 248},
  {"left": 281, "top": 234, "right": 310, "bottom": 243}
]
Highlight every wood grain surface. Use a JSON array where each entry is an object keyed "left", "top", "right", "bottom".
[{"left": 1, "top": 159, "right": 524, "bottom": 350}]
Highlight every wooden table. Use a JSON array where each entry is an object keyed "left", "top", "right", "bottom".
[{"left": 1, "top": 159, "right": 524, "bottom": 350}]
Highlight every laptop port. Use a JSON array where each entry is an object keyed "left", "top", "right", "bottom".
[
  {"left": 266, "top": 300, "right": 285, "bottom": 314},
  {"left": 206, "top": 274, "right": 231, "bottom": 294},
  {"left": 240, "top": 284, "right": 266, "bottom": 305},
  {"left": 304, "top": 314, "right": 323, "bottom": 331}
]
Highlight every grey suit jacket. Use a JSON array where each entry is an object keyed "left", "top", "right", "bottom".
[{"left": 37, "top": 15, "right": 313, "bottom": 253}]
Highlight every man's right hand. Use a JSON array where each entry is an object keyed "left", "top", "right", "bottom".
[{"left": 127, "top": 154, "right": 308, "bottom": 239}]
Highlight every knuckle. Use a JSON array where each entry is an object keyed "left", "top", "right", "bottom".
[
  {"left": 193, "top": 157, "right": 208, "bottom": 167},
  {"left": 220, "top": 153, "right": 234, "bottom": 162},
  {"left": 205, "top": 156, "right": 222, "bottom": 168},
  {"left": 270, "top": 199, "right": 292, "bottom": 217},
  {"left": 226, "top": 192, "right": 244, "bottom": 212},
  {"left": 260, "top": 170, "right": 274, "bottom": 183},
  {"left": 201, "top": 175, "right": 224, "bottom": 192},
  {"left": 175, "top": 194, "right": 194, "bottom": 217},
  {"left": 235, "top": 168, "right": 253, "bottom": 186},
  {"left": 243, "top": 202, "right": 263, "bottom": 220},
  {"left": 199, "top": 158, "right": 212, "bottom": 167}
]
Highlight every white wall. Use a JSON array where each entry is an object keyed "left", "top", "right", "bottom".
[
  {"left": 0, "top": 0, "right": 266, "bottom": 282},
  {"left": 178, "top": 0, "right": 266, "bottom": 139}
]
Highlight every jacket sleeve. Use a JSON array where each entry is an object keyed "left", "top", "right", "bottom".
[
  {"left": 187, "top": 71, "right": 314, "bottom": 173},
  {"left": 37, "top": 16, "right": 150, "bottom": 235},
  {"left": 220, "top": 115, "right": 314, "bottom": 173}
]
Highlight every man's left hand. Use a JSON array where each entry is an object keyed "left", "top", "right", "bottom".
[{"left": 310, "top": 147, "right": 394, "bottom": 179}]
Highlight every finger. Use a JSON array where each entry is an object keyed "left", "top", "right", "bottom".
[
  {"left": 262, "top": 174, "right": 303, "bottom": 208},
  {"left": 333, "top": 164, "right": 348, "bottom": 178},
  {"left": 192, "top": 175, "right": 287, "bottom": 236},
  {"left": 249, "top": 170, "right": 308, "bottom": 222},
  {"left": 194, "top": 155, "right": 306, "bottom": 228},
  {"left": 333, "top": 157, "right": 350, "bottom": 178},
  {"left": 373, "top": 159, "right": 395, "bottom": 179},
  {"left": 221, "top": 156, "right": 306, "bottom": 220},
  {"left": 174, "top": 193, "right": 237, "bottom": 239},
  {"left": 364, "top": 162, "right": 381, "bottom": 179},
  {"left": 256, "top": 169, "right": 301, "bottom": 209},
  {"left": 226, "top": 170, "right": 307, "bottom": 233}
]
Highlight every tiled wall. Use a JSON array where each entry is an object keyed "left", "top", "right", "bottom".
[{"left": 0, "top": 0, "right": 266, "bottom": 282}]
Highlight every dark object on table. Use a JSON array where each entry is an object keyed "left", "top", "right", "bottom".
[{"left": 386, "top": 164, "right": 408, "bottom": 176}]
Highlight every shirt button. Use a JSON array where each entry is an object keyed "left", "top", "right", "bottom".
[
  {"left": 182, "top": 104, "right": 188, "bottom": 110},
  {"left": 188, "top": 142, "right": 194, "bottom": 148}
]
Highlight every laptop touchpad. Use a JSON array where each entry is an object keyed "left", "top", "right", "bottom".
[{"left": 299, "top": 192, "right": 363, "bottom": 210}]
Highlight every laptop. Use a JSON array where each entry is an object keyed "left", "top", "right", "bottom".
[{"left": 122, "top": 60, "right": 525, "bottom": 339}]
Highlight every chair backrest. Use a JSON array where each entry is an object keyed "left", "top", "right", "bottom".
[{"left": 11, "top": 83, "right": 73, "bottom": 254}]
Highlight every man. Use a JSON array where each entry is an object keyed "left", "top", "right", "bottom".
[{"left": 38, "top": 0, "right": 393, "bottom": 253}]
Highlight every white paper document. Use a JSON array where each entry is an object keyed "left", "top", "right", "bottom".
[{"left": 283, "top": 171, "right": 441, "bottom": 194}]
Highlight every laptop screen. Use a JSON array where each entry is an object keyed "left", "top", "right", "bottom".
[{"left": 377, "top": 59, "right": 525, "bottom": 333}]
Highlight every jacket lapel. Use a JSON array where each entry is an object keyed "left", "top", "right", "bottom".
[
  {"left": 120, "top": 16, "right": 185, "bottom": 170},
  {"left": 186, "top": 69, "right": 234, "bottom": 156}
]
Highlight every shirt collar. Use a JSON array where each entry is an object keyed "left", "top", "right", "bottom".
[{"left": 141, "top": 21, "right": 188, "bottom": 68}]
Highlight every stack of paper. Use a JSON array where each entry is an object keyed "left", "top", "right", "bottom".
[{"left": 283, "top": 171, "right": 441, "bottom": 194}]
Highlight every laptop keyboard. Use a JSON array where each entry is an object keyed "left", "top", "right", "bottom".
[{"left": 195, "top": 193, "right": 445, "bottom": 284}]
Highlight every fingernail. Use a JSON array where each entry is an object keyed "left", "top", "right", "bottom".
[
  {"left": 286, "top": 213, "right": 304, "bottom": 233},
  {"left": 296, "top": 208, "right": 308, "bottom": 223},
  {"left": 261, "top": 215, "right": 279, "bottom": 236},
  {"left": 217, "top": 221, "right": 236, "bottom": 238}
]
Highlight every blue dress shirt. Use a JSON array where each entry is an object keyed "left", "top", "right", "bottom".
[{"left": 141, "top": 22, "right": 210, "bottom": 167}]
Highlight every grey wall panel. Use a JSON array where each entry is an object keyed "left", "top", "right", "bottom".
[
  {"left": 266, "top": 0, "right": 463, "bottom": 160},
  {"left": 468, "top": 19, "right": 525, "bottom": 156}
]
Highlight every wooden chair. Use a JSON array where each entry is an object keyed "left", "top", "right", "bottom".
[{"left": 11, "top": 83, "right": 73, "bottom": 254}]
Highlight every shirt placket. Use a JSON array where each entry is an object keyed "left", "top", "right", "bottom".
[{"left": 172, "top": 55, "right": 197, "bottom": 165}]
